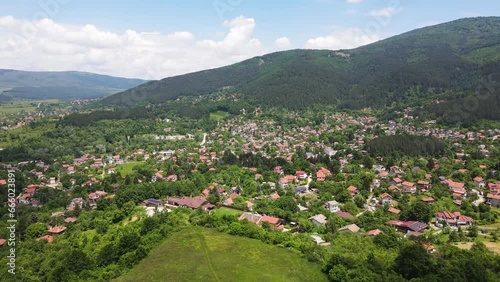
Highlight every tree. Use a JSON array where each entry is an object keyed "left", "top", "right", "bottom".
[
  {"left": 275, "top": 196, "right": 299, "bottom": 213},
  {"left": 408, "top": 201, "right": 432, "bottom": 222},
  {"left": 342, "top": 202, "right": 359, "bottom": 216},
  {"left": 354, "top": 194, "right": 366, "bottom": 209},
  {"left": 394, "top": 243, "right": 435, "bottom": 280},
  {"left": 26, "top": 223, "right": 47, "bottom": 239},
  {"left": 328, "top": 265, "right": 349, "bottom": 282}
]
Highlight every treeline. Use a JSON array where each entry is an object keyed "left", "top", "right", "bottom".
[
  {"left": 59, "top": 108, "right": 155, "bottom": 127},
  {"left": 427, "top": 90, "right": 500, "bottom": 126},
  {"left": 366, "top": 135, "right": 448, "bottom": 157}
]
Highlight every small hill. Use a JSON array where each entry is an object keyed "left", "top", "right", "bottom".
[
  {"left": 0, "top": 69, "right": 147, "bottom": 100},
  {"left": 103, "top": 17, "right": 500, "bottom": 113},
  {"left": 116, "top": 227, "right": 328, "bottom": 282}
]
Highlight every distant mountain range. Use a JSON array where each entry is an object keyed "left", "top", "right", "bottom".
[
  {"left": 0, "top": 69, "right": 147, "bottom": 100},
  {"left": 103, "top": 17, "right": 500, "bottom": 123}
]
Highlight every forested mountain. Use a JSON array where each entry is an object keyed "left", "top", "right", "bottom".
[
  {"left": 103, "top": 17, "right": 500, "bottom": 114},
  {"left": 0, "top": 69, "right": 147, "bottom": 100}
]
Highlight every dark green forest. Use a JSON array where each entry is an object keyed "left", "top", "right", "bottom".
[
  {"left": 103, "top": 17, "right": 500, "bottom": 121},
  {"left": 366, "top": 135, "right": 449, "bottom": 157}
]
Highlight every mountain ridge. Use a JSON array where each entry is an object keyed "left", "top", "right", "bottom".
[
  {"left": 103, "top": 17, "right": 500, "bottom": 112},
  {"left": 0, "top": 69, "right": 148, "bottom": 100}
]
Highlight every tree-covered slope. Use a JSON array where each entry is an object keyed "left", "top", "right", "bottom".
[
  {"left": 103, "top": 17, "right": 500, "bottom": 111},
  {"left": 0, "top": 69, "right": 147, "bottom": 100}
]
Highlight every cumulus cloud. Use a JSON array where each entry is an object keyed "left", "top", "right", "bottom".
[
  {"left": 346, "top": 0, "right": 363, "bottom": 3},
  {"left": 274, "top": 37, "right": 291, "bottom": 49},
  {"left": 305, "top": 27, "right": 380, "bottom": 50},
  {"left": 0, "top": 15, "right": 264, "bottom": 79}
]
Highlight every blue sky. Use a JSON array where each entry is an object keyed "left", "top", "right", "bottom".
[{"left": 0, "top": 0, "right": 498, "bottom": 78}]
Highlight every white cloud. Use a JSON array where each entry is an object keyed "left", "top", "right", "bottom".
[
  {"left": 369, "top": 7, "right": 398, "bottom": 18},
  {"left": 0, "top": 15, "right": 265, "bottom": 79},
  {"left": 305, "top": 27, "right": 380, "bottom": 50},
  {"left": 346, "top": 0, "right": 363, "bottom": 3},
  {"left": 274, "top": 36, "right": 291, "bottom": 49}
]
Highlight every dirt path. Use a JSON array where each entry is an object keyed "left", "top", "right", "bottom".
[{"left": 198, "top": 231, "right": 221, "bottom": 282}]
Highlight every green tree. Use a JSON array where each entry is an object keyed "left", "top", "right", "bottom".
[
  {"left": 26, "top": 223, "right": 47, "bottom": 239},
  {"left": 408, "top": 201, "right": 432, "bottom": 222},
  {"left": 353, "top": 194, "right": 366, "bottom": 209},
  {"left": 394, "top": 243, "right": 435, "bottom": 280}
]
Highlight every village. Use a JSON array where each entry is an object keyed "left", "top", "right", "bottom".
[{"left": 2, "top": 109, "right": 500, "bottom": 253}]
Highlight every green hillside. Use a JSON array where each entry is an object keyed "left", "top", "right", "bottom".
[
  {"left": 116, "top": 227, "right": 328, "bottom": 282},
  {"left": 0, "top": 69, "right": 147, "bottom": 100},
  {"left": 103, "top": 17, "right": 500, "bottom": 114}
]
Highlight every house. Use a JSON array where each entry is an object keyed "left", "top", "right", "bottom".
[
  {"left": 422, "top": 244, "right": 436, "bottom": 253},
  {"left": 379, "top": 192, "right": 393, "bottom": 205},
  {"left": 295, "top": 186, "right": 308, "bottom": 195},
  {"left": 143, "top": 199, "right": 163, "bottom": 207},
  {"left": 434, "top": 211, "right": 473, "bottom": 226},
  {"left": 447, "top": 180, "right": 465, "bottom": 191},
  {"left": 274, "top": 166, "right": 284, "bottom": 174},
  {"left": 338, "top": 224, "right": 360, "bottom": 233},
  {"left": 223, "top": 197, "right": 233, "bottom": 206},
  {"left": 347, "top": 186, "right": 359, "bottom": 196},
  {"left": 261, "top": 215, "right": 282, "bottom": 229},
  {"left": 36, "top": 235, "right": 54, "bottom": 243},
  {"left": 316, "top": 171, "right": 326, "bottom": 182},
  {"left": 166, "top": 175, "right": 178, "bottom": 182},
  {"left": 295, "top": 171, "right": 308, "bottom": 180},
  {"left": 367, "top": 229, "right": 382, "bottom": 236},
  {"left": 166, "top": 196, "right": 214, "bottom": 211},
  {"left": 421, "top": 197, "right": 435, "bottom": 205},
  {"left": 387, "top": 207, "right": 401, "bottom": 215},
  {"left": 486, "top": 193, "right": 500, "bottom": 207},
  {"left": 88, "top": 192, "right": 100, "bottom": 201},
  {"left": 378, "top": 171, "right": 389, "bottom": 179},
  {"left": 473, "top": 177, "right": 485, "bottom": 188},
  {"left": 386, "top": 220, "right": 428, "bottom": 233},
  {"left": 417, "top": 180, "right": 431, "bottom": 189},
  {"left": 309, "top": 214, "right": 327, "bottom": 226},
  {"left": 245, "top": 201, "right": 254, "bottom": 211},
  {"left": 335, "top": 211, "right": 354, "bottom": 219},
  {"left": 311, "top": 234, "right": 325, "bottom": 245},
  {"left": 279, "top": 175, "right": 297, "bottom": 188},
  {"left": 239, "top": 212, "right": 262, "bottom": 224},
  {"left": 402, "top": 181, "right": 416, "bottom": 194},
  {"left": 48, "top": 226, "right": 66, "bottom": 235},
  {"left": 392, "top": 177, "right": 403, "bottom": 186},
  {"left": 269, "top": 193, "right": 280, "bottom": 200},
  {"left": 239, "top": 212, "right": 283, "bottom": 229},
  {"left": 388, "top": 185, "right": 401, "bottom": 194},
  {"left": 64, "top": 217, "right": 77, "bottom": 224},
  {"left": 324, "top": 200, "right": 340, "bottom": 213}
]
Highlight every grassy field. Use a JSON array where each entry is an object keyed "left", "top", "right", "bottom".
[
  {"left": 211, "top": 207, "right": 243, "bottom": 217},
  {"left": 209, "top": 111, "right": 230, "bottom": 122},
  {"left": 115, "top": 162, "right": 144, "bottom": 175},
  {"left": 0, "top": 99, "right": 59, "bottom": 118},
  {"left": 117, "top": 227, "right": 328, "bottom": 282},
  {"left": 454, "top": 241, "right": 500, "bottom": 255}
]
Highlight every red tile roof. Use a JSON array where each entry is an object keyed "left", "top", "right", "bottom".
[
  {"left": 36, "top": 235, "right": 54, "bottom": 243},
  {"left": 48, "top": 226, "right": 66, "bottom": 234},
  {"left": 335, "top": 211, "right": 354, "bottom": 219}
]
